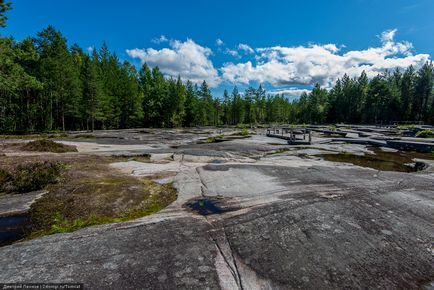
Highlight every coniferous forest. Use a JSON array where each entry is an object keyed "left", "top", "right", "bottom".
[{"left": 0, "top": 4, "right": 433, "bottom": 132}]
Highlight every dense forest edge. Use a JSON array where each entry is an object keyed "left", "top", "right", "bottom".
[{"left": 1, "top": 2, "right": 433, "bottom": 132}]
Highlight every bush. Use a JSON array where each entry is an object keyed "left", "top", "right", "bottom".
[
  {"left": 0, "top": 169, "right": 12, "bottom": 193},
  {"left": 0, "top": 161, "right": 64, "bottom": 194},
  {"left": 239, "top": 128, "right": 249, "bottom": 136},
  {"left": 12, "top": 161, "right": 64, "bottom": 193},
  {"left": 415, "top": 130, "right": 434, "bottom": 138},
  {"left": 21, "top": 139, "right": 77, "bottom": 153}
]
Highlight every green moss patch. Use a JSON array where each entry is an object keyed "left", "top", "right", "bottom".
[{"left": 26, "top": 156, "right": 177, "bottom": 239}]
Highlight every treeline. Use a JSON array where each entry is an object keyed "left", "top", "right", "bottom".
[
  {"left": 0, "top": 26, "right": 294, "bottom": 132},
  {"left": 1, "top": 26, "right": 433, "bottom": 132},
  {"left": 295, "top": 64, "right": 434, "bottom": 124}
]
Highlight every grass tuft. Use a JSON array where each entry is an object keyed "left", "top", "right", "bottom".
[{"left": 415, "top": 129, "right": 434, "bottom": 138}]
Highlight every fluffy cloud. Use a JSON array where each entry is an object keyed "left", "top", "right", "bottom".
[
  {"left": 127, "top": 39, "right": 220, "bottom": 87},
  {"left": 268, "top": 87, "right": 311, "bottom": 97},
  {"left": 225, "top": 48, "right": 240, "bottom": 58},
  {"left": 222, "top": 29, "right": 430, "bottom": 88},
  {"left": 126, "top": 30, "right": 430, "bottom": 92},
  {"left": 238, "top": 43, "right": 254, "bottom": 54}
]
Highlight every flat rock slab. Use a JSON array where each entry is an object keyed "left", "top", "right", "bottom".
[
  {"left": 1, "top": 132, "right": 434, "bottom": 289},
  {"left": 0, "top": 216, "right": 221, "bottom": 289},
  {"left": 0, "top": 190, "right": 47, "bottom": 217},
  {"left": 110, "top": 160, "right": 182, "bottom": 176},
  {"left": 1, "top": 163, "right": 433, "bottom": 289}
]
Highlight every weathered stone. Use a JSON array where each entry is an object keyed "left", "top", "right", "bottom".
[{"left": 1, "top": 129, "right": 433, "bottom": 289}]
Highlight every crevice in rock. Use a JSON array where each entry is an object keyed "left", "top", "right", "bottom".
[
  {"left": 195, "top": 167, "right": 209, "bottom": 197},
  {"left": 221, "top": 227, "right": 244, "bottom": 290}
]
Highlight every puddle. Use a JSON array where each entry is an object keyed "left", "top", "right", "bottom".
[
  {"left": 184, "top": 197, "right": 239, "bottom": 216},
  {"left": 318, "top": 153, "right": 424, "bottom": 172},
  {"left": 369, "top": 146, "right": 434, "bottom": 162},
  {"left": 422, "top": 281, "right": 434, "bottom": 290},
  {"left": 0, "top": 214, "right": 30, "bottom": 246}
]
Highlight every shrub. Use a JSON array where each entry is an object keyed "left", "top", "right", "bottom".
[
  {"left": 12, "top": 161, "right": 63, "bottom": 193},
  {"left": 21, "top": 139, "right": 77, "bottom": 153},
  {"left": 0, "top": 169, "right": 12, "bottom": 193},
  {"left": 415, "top": 130, "right": 434, "bottom": 138},
  {"left": 0, "top": 161, "right": 64, "bottom": 194},
  {"left": 240, "top": 128, "right": 249, "bottom": 136}
]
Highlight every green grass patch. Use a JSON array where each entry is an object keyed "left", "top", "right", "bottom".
[
  {"left": 206, "top": 136, "right": 217, "bottom": 143},
  {"left": 415, "top": 129, "right": 434, "bottom": 138},
  {"left": 397, "top": 124, "right": 416, "bottom": 129},
  {"left": 231, "top": 128, "right": 250, "bottom": 137},
  {"left": 25, "top": 157, "right": 177, "bottom": 239}
]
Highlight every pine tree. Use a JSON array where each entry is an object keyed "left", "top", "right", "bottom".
[
  {"left": 0, "top": 0, "right": 11, "bottom": 28},
  {"left": 198, "top": 81, "right": 214, "bottom": 125}
]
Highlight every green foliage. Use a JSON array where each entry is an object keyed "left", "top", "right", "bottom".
[
  {"left": 415, "top": 129, "right": 434, "bottom": 138},
  {"left": 1, "top": 24, "right": 434, "bottom": 132},
  {"left": 0, "top": 0, "right": 11, "bottom": 28},
  {"left": 329, "top": 125, "right": 337, "bottom": 132},
  {"left": 48, "top": 212, "right": 114, "bottom": 235},
  {"left": 397, "top": 124, "right": 416, "bottom": 129},
  {"left": 239, "top": 128, "right": 249, "bottom": 136},
  {"left": 0, "top": 161, "right": 63, "bottom": 194},
  {"left": 206, "top": 136, "right": 217, "bottom": 143}
]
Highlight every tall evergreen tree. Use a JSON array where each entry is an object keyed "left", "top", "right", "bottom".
[{"left": 0, "top": 0, "right": 11, "bottom": 28}]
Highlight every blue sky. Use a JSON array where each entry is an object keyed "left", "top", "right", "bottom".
[{"left": 3, "top": 0, "right": 433, "bottom": 98}]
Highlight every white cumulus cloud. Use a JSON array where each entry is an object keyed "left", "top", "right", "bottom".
[
  {"left": 127, "top": 39, "right": 220, "bottom": 87},
  {"left": 222, "top": 29, "right": 430, "bottom": 88}
]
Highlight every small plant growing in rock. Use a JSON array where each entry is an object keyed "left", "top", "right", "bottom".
[
  {"left": 240, "top": 128, "right": 249, "bottom": 136},
  {"left": 206, "top": 137, "right": 217, "bottom": 143}
]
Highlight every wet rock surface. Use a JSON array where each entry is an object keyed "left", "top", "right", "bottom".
[{"left": 0, "top": 128, "right": 433, "bottom": 289}]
